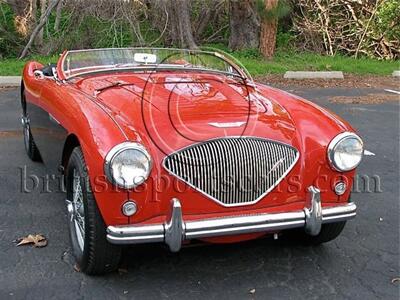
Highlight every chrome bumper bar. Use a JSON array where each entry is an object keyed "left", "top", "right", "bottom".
[{"left": 106, "top": 187, "right": 356, "bottom": 252}]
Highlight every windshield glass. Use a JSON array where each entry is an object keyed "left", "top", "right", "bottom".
[{"left": 61, "top": 48, "right": 249, "bottom": 80}]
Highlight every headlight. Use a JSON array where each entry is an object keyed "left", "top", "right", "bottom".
[
  {"left": 328, "top": 132, "right": 364, "bottom": 172},
  {"left": 104, "top": 142, "right": 152, "bottom": 189}
]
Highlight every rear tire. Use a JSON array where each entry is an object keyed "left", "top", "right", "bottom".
[
  {"left": 23, "top": 120, "right": 41, "bottom": 162},
  {"left": 66, "top": 147, "right": 121, "bottom": 275},
  {"left": 290, "top": 221, "right": 346, "bottom": 245},
  {"left": 21, "top": 89, "right": 41, "bottom": 162}
]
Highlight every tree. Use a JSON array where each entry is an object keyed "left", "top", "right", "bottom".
[
  {"left": 228, "top": 0, "right": 260, "bottom": 50},
  {"left": 19, "top": 0, "right": 62, "bottom": 59},
  {"left": 36, "top": 0, "right": 47, "bottom": 45},
  {"left": 30, "top": 0, "right": 37, "bottom": 29},
  {"left": 3, "top": 0, "right": 36, "bottom": 37},
  {"left": 2, "top": 0, "right": 26, "bottom": 17},
  {"left": 54, "top": 0, "right": 63, "bottom": 32},
  {"left": 168, "top": 0, "right": 197, "bottom": 49},
  {"left": 148, "top": 0, "right": 197, "bottom": 49},
  {"left": 259, "top": 0, "right": 278, "bottom": 59},
  {"left": 193, "top": 0, "right": 225, "bottom": 42}
]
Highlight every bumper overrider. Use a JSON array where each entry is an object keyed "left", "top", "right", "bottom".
[{"left": 106, "top": 186, "right": 357, "bottom": 252}]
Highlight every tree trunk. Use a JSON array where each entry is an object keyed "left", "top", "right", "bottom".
[
  {"left": 168, "top": 0, "right": 197, "bottom": 49},
  {"left": 19, "top": 0, "right": 61, "bottom": 59},
  {"left": 146, "top": 0, "right": 197, "bottom": 49},
  {"left": 259, "top": 0, "right": 278, "bottom": 59},
  {"left": 54, "top": 0, "right": 62, "bottom": 31},
  {"left": 124, "top": 0, "right": 145, "bottom": 46},
  {"left": 194, "top": 0, "right": 224, "bottom": 42},
  {"left": 228, "top": 0, "right": 260, "bottom": 50},
  {"left": 25, "top": 0, "right": 37, "bottom": 31},
  {"left": 36, "top": 0, "right": 47, "bottom": 45},
  {"left": 30, "top": 0, "right": 37, "bottom": 28}
]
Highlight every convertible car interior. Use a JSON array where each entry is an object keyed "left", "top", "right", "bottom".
[{"left": 40, "top": 63, "right": 57, "bottom": 77}]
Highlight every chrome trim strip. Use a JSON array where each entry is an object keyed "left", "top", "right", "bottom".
[
  {"left": 184, "top": 211, "right": 305, "bottom": 239},
  {"left": 48, "top": 113, "right": 60, "bottom": 125},
  {"left": 321, "top": 203, "right": 357, "bottom": 223},
  {"left": 106, "top": 187, "right": 357, "bottom": 250},
  {"left": 106, "top": 224, "right": 164, "bottom": 244},
  {"left": 208, "top": 122, "right": 246, "bottom": 128},
  {"left": 64, "top": 66, "right": 244, "bottom": 81}
]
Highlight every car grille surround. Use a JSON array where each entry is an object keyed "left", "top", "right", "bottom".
[{"left": 163, "top": 137, "right": 299, "bottom": 206}]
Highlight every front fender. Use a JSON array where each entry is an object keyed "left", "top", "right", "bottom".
[
  {"left": 43, "top": 83, "right": 133, "bottom": 226},
  {"left": 257, "top": 84, "right": 357, "bottom": 204}
]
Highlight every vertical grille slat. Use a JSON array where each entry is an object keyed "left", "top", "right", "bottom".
[{"left": 164, "top": 137, "right": 299, "bottom": 206}]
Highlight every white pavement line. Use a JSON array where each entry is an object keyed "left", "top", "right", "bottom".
[
  {"left": 284, "top": 71, "right": 344, "bottom": 79},
  {"left": 384, "top": 89, "right": 400, "bottom": 95},
  {"left": 364, "top": 150, "right": 376, "bottom": 156}
]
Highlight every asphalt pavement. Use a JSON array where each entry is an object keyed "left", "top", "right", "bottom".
[{"left": 0, "top": 86, "right": 398, "bottom": 299}]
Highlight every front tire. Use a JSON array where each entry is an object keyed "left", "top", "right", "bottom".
[
  {"left": 291, "top": 221, "right": 346, "bottom": 245},
  {"left": 66, "top": 147, "right": 121, "bottom": 275}
]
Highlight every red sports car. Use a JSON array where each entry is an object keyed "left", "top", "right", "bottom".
[{"left": 21, "top": 48, "right": 363, "bottom": 275}]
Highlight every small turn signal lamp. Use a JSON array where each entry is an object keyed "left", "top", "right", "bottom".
[
  {"left": 122, "top": 201, "right": 137, "bottom": 217},
  {"left": 334, "top": 182, "right": 347, "bottom": 196}
]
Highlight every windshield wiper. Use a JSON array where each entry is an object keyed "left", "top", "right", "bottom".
[
  {"left": 94, "top": 81, "right": 135, "bottom": 97},
  {"left": 92, "top": 80, "right": 161, "bottom": 112}
]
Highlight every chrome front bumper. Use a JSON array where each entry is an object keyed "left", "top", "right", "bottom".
[{"left": 106, "top": 187, "right": 356, "bottom": 252}]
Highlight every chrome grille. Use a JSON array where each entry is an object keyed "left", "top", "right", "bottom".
[{"left": 163, "top": 137, "right": 299, "bottom": 206}]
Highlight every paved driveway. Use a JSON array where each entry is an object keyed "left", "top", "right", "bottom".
[{"left": 0, "top": 87, "right": 398, "bottom": 299}]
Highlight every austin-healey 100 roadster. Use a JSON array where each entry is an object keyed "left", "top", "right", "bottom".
[{"left": 21, "top": 48, "right": 363, "bottom": 274}]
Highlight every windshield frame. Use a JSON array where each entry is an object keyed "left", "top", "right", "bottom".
[{"left": 59, "top": 47, "right": 251, "bottom": 81}]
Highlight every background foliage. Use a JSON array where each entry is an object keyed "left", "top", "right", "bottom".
[
  {"left": 292, "top": 0, "right": 399, "bottom": 59},
  {"left": 0, "top": 0, "right": 398, "bottom": 68}
]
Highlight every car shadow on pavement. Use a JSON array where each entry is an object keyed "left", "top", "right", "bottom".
[
  {"left": 80, "top": 235, "right": 343, "bottom": 298},
  {"left": 119, "top": 235, "right": 333, "bottom": 274}
]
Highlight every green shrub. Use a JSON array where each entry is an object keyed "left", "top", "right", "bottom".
[
  {"left": 276, "top": 32, "right": 295, "bottom": 50},
  {"left": 375, "top": 0, "right": 400, "bottom": 42},
  {"left": 0, "top": 3, "right": 22, "bottom": 58}
]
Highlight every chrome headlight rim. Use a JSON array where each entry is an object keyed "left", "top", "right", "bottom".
[
  {"left": 104, "top": 142, "right": 152, "bottom": 189},
  {"left": 328, "top": 132, "right": 364, "bottom": 172}
]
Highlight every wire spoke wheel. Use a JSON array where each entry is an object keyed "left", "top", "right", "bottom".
[
  {"left": 72, "top": 169, "right": 85, "bottom": 251},
  {"left": 65, "top": 147, "right": 122, "bottom": 274}
]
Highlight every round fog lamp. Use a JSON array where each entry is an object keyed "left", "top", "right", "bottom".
[
  {"left": 122, "top": 201, "right": 137, "bottom": 217},
  {"left": 334, "top": 182, "right": 347, "bottom": 195}
]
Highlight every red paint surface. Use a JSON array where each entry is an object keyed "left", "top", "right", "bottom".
[{"left": 22, "top": 57, "right": 358, "bottom": 244}]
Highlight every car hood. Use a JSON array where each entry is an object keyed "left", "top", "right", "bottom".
[
  {"left": 71, "top": 71, "right": 353, "bottom": 216},
  {"left": 74, "top": 72, "right": 300, "bottom": 154}
]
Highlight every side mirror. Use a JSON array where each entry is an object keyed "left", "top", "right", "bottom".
[{"left": 34, "top": 70, "right": 44, "bottom": 80}]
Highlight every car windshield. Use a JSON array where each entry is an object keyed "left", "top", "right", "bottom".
[{"left": 61, "top": 48, "right": 249, "bottom": 80}]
